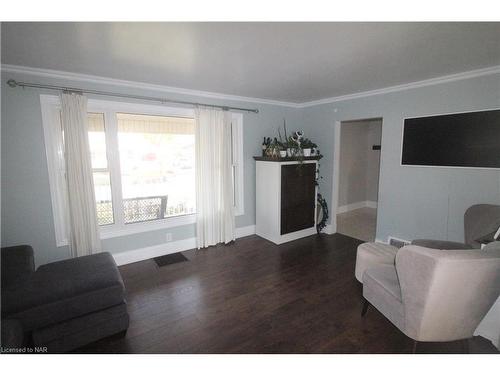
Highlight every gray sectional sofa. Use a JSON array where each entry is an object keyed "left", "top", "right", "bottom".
[{"left": 1, "top": 245, "right": 129, "bottom": 353}]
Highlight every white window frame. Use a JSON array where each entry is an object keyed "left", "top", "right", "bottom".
[
  {"left": 40, "top": 94, "right": 244, "bottom": 246},
  {"left": 231, "top": 112, "right": 244, "bottom": 216}
]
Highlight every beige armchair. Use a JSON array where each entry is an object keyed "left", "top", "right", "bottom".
[
  {"left": 412, "top": 204, "right": 500, "bottom": 249},
  {"left": 362, "top": 243, "right": 500, "bottom": 353}
]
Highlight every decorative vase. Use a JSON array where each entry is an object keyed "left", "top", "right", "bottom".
[
  {"left": 303, "top": 148, "right": 311, "bottom": 157},
  {"left": 287, "top": 148, "right": 293, "bottom": 157}
]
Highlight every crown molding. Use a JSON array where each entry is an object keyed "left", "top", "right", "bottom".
[
  {"left": 3, "top": 63, "right": 500, "bottom": 109},
  {"left": 296, "top": 65, "right": 500, "bottom": 108},
  {"left": 1, "top": 64, "right": 301, "bottom": 108}
]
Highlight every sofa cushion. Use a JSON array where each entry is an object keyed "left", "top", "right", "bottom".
[
  {"left": 0, "top": 319, "right": 25, "bottom": 349},
  {"left": 1, "top": 245, "right": 35, "bottom": 288},
  {"left": 32, "top": 302, "right": 129, "bottom": 352},
  {"left": 3, "top": 252, "right": 126, "bottom": 331}
]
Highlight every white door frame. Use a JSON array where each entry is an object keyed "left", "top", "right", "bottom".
[
  {"left": 330, "top": 118, "right": 383, "bottom": 235},
  {"left": 330, "top": 120, "right": 342, "bottom": 234}
]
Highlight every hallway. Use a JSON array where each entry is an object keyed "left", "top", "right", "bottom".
[{"left": 337, "top": 207, "right": 377, "bottom": 242}]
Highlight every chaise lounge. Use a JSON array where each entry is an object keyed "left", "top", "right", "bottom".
[{"left": 1, "top": 245, "right": 129, "bottom": 353}]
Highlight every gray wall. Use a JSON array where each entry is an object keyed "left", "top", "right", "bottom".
[
  {"left": 1, "top": 71, "right": 302, "bottom": 266},
  {"left": 338, "top": 119, "right": 381, "bottom": 207},
  {"left": 302, "top": 73, "right": 500, "bottom": 243},
  {"left": 2, "top": 69, "right": 500, "bottom": 265}
]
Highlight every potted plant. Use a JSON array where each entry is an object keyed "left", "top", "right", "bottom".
[
  {"left": 311, "top": 142, "right": 318, "bottom": 156},
  {"left": 286, "top": 136, "right": 298, "bottom": 157},
  {"left": 262, "top": 137, "right": 271, "bottom": 157},
  {"left": 278, "top": 142, "right": 287, "bottom": 158},
  {"left": 269, "top": 138, "right": 281, "bottom": 158},
  {"left": 301, "top": 138, "right": 316, "bottom": 157}
]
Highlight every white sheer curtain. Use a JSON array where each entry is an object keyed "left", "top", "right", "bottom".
[
  {"left": 195, "top": 107, "right": 235, "bottom": 248},
  {"left": 60, "top": 92, "right": 101, "bottom": 257}
]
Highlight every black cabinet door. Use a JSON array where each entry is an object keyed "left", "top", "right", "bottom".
[{"left": 281, "top": 163, "right": 316, "bottom": 235}]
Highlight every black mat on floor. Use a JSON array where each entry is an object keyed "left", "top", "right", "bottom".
[{"left": 154, "top": 252, "right": 189, "bottom": 267}]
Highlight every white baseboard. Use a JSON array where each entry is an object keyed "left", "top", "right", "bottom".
[
  {"left": 112, "top": 225, "right": 256, "bottom": 266},
  {"left": 323, "top": 224, "right": 335, "bottom": 235},
  {"left": 112, "top": 238, "right": 196, "bottom": 266},
  {"left": 258, "top": 226, "right": 317, "bottom": 245},
  {"left": 337, "top": 200, "right": 377, "bottom": 214},
  {"left": 235, "top": 224, "right": 256, "bottom": 238}
]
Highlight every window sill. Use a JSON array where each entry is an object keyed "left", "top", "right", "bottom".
[
  {"left": 100, "top": 209, "right": 245, "bottom": 240},
  {"left": 55, "top": 209, "right": 245, "bottom": 246},
  {"left": 99, "top": 214, "right": 196, "bottom": 240}
]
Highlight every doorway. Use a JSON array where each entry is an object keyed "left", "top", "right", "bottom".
[{"left": 332, "top": 118, "right": 382, "bottom": 242}]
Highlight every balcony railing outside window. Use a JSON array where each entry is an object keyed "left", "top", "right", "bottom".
[
  {"left": 123, "top": 195, "right": 168, "bottom": 223},
  {"left": 96, "top": 195, "right": 193, "bottom": 225}
]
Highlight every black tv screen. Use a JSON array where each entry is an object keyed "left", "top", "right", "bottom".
[{"left": 401, "top": 109, "right": 500, "bottom": 168}]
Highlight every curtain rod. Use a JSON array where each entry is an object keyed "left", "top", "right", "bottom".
[{"left": 6, "top": 79, "right": 260, "bottom": 114}]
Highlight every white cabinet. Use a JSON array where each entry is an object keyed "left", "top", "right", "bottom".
[{"left": 255, "top": 157, "right": 319, "bottom": 244}]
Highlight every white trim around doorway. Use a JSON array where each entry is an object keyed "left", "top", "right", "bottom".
[{"left": 330, "top": 118, "right": 383, "bottom": 236}]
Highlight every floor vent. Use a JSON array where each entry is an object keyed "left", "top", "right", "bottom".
[
  {"left": 388, "top": 237, "right": 411, "bottom": 248},
  {"left": 154, "top": 252, "right": 189, "bottom": 267}
]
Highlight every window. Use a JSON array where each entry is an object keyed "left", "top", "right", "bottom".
[
  {"left": 41, "top": 96, "right": 244, "bottom": 246},
  {"left": 116, "top": 113, "right": 195, "bottom": 223},
  {"left": 88, "top": 113, "right": 114, "bottom": 226}
]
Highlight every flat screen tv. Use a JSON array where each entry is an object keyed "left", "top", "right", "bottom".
[{"left": 401, "top": 109, "right": 500, "bottom": 168}]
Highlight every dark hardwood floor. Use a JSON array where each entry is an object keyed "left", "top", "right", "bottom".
[{"left": 76, "top": 233, "right": 498, "bottom": 354}]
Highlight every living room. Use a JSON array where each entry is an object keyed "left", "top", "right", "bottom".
[{"left": 1, "top": 2, "right": 499, "bottom": 373}]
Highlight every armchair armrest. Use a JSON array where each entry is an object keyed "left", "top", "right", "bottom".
[
  {"left": 1, "top": 245, "right": 35, "bottom": 288},
  {"left": 410, "top": 239, "right": 473, "bottom": 250}
]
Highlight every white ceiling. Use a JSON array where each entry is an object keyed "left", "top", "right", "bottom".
[{"left": 2, "top": 22, "right": 500, "bottom": 103}]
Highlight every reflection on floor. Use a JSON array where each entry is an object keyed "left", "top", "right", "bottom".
[{"left": 337, "top": 207, "right": 377, "bottom": 242}]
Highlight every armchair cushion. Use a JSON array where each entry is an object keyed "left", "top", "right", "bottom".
[
  {"left": 363, "top": 265, "right": 404, "bottom": 330},
  {"left": 483, "top": 241, "right": 500, "bottom": 251}
]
